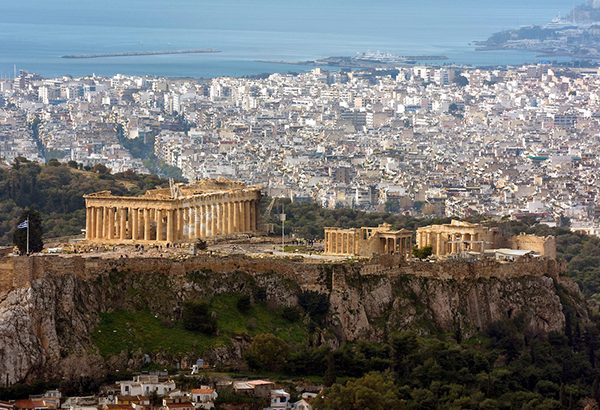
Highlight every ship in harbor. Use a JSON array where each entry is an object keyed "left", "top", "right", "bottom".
[{"left": 352, "top": 50, "right": 448, "bottom": 64}]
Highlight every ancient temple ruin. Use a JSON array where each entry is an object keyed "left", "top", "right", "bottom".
[
  {"left": 324, "top": 223, "right": 413, "bottom": 258},
  {"left": 84, "top": 179, "right": 262, "bottom": 245}
]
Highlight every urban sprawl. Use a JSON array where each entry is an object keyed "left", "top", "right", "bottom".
[{"left": 1, "top": 64, "right": 599, "bottom": 231}]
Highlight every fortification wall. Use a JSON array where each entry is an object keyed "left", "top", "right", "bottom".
[
  {"left": 511, "top": 233, "right": 556, "bottom": 258},
  {"left": 0, "top": 253, "right": 567, "bottom": 296}
]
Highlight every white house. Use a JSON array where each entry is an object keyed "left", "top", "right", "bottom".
[
  {"left": 119, "top": 375, "right": 176, "bottom": 396},
  {"left": 189, "top": 389, "right": 217, "bottom": 409},
  {"left": 268, "top": 390, "right": 290, "bottom": 410},
  {"left": 292, "top": 393, "right": 317, "bottom": 410}
]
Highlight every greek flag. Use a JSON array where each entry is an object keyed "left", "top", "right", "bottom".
[{"left": 17, "top": 220, "right": 28, "bottom": 229}]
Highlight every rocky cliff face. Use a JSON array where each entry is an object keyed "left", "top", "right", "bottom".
[{"left": 0, "top": 256, "right": 586, "bottom": 386}]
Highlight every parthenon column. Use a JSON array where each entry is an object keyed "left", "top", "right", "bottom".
[
  {"left": 86, "top": 207, "right": 92, "bottom": 239},
  {"left": 144, "top": 208, "right": 151, "bottom": 241},
  {"left": 216, "top": 203, "right": 223, "bottom": 235},
  {"left": 200, "top": 205, "right": 207, "bottom": 237},
  {"left": 166, "top": 209, "right": 174, "bottom": 243},
  {"left": 210, "top": 204, "right": 217, "bottom": 237},
  {"left": 95, "top": 207, "right": 103, "bottom": 239},
  {"left": 131, "top": 208, "right": 139, "bottom": 241},
  {"left": 232, "top": 201, "right": 239, "bottom": 232},
  {"left": 119, "top": 208, "right": 127, "bottom": 240},
  {"left": 244, "top": 200, "right": 251, "bottom": 232},
  {"left": 156, "top": 209, "right": 163, "bottom": 241},
  {"left": 226, "top": 202, "right": 233, "bottom": 234},
  {"left": 107, "top": 207, "right": 114, "bottom": 240},
  {"left": 173, "top": 207, "right": 183, "bottom": 241},
  {"left": 193, "top": 206, "right": 200, "bottom": 239},
  {"left": 238, "top": 201, "right": 244, "bottom": 232}
]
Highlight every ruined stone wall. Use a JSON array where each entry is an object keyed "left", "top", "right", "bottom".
[
  {"left": 511, "top": 233, "right": 556, "bottom": 258},
  {"left": 0, "top": 253, "right": 567, "bottom": 298}
]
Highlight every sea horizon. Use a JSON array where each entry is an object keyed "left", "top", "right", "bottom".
[{"left": 0, "top": 0, "right": 579, "bottom": 79}]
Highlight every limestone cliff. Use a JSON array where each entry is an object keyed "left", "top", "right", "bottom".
[{"left": 0, "top": 255, "right": 586, "bottom": 386}]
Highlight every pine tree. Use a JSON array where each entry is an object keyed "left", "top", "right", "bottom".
[{"left": 323, "top": 351, "right": 337, "bottom": 387}]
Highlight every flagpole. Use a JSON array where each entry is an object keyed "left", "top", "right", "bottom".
[{"left": 26, "top": 217, "right": 29, "bottom": 255}]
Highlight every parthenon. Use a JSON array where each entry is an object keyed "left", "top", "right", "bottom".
[{"left": 83, "top": 179, "right": 262, "bottom": 245}]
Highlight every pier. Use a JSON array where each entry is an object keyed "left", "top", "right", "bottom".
[{"left": 62, "top": 49, "right": 220, "bottom": 59}]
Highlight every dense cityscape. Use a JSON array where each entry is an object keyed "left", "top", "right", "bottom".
[{"left": 2, "top": 64, "right": 600, "bottom": 229}]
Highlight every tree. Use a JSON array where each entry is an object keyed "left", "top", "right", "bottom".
[
  {"left": 312, "top": 372, "right": 402, "bottom": 410},
  {"left": 13, "top": 208, "right": 44, "bottom": 254},
  {"left": 323, "top": 351, "right": 337, "bottom": 387},
  {"left": 454, "top": 75, "right": 469, "bottom": 87},
  {"left": 182, "top": 300, "right": 217, "bottom": 334},
  {"left": 412, "top": 246, "right": 433, "bottom": 259},
  {"left": 237, "top": 295, "right": 252, "bottom": 312},
  {"left": 244, "top": 333, "right": 289, "bottom": 371},
  {"left": 298, "top": 291, "right": 330, "bottom": 323},
  {"left": 384, "top": 200, "right": 400, "bottom": 214}
]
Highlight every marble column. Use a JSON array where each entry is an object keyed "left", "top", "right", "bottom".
[
  {"left": 179, "top": 208, "right": 185, "bottom": 240},
  {"left": 131, "top": 208, "right": 139, "bottom": 241},
  {"left": 194, "top": 205, "right": 202, "bottom": 239},
  {"left": 166, "top": 209, "right": 174, "bottom": 243},
  {"left": 226, "top": 202, "right": 233, "bottom": 234},
  {"left": 107, "top": 207, "right": 114, "bottom": 240},
  {"left": 144, "top": 208, "right": 151, "bottom": 241},
  {"left": 210, "top": 204, "right": 217, "bottom": 237},
  {"left": 95, "top": 207, "right": 103, "bottom": 239},
  {"left": 200, "top": 204, "right": 207, "bottom": 237},
  {"left": 119, "top": 208, "right": 126, "bottom": 240},
  {"left": 216, "top": 203, "right": 223, "bottom": 235},
  {"left": 156, "top": 209, "right": 163, "bottom": 241},
  {"left": 238, "top": 201, "right": 243, "bottom": 233},
  {"left": 86, "top": 207, "right": 92, "bottom": 239}
]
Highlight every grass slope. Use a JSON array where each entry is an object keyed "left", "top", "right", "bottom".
[{"left": 92, "top": 292, "right": 308, "bottom": 358}]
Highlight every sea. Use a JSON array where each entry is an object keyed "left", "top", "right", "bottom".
[{"left": 0, "top": 0, "right": 579, "bottom": 79}]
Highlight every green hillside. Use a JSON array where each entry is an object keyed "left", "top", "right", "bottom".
[{"left": 0, "top": 158, "right": 169, "bottom": 244}]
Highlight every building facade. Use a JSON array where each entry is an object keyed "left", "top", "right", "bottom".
[
  {"left": 416, "top": 220, "right": 556, "bottom": 259},
  {"left": 324, "top": 223, "right": 413, "bottom": 258},
  {"left": 416, "top": 220, "right": 500, "bottom": 257},
  {"left": 84, "top": 179, "right": 261, "bottom": 245}
]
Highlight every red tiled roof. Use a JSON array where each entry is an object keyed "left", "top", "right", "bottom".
[
  {"left": 190, "top": 389, "right": 214, "bottom": 394},
  {"left": 14, "top": 400, "right": 36, "bottom": 410},
  {"left": 247, "top": 380, "right": 274, "bottom": 386}
]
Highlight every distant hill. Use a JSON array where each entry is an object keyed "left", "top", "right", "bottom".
[{"left": 568, "top": 1, "right": 600, "bottom": 23}]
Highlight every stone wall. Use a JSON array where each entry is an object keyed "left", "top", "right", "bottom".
[
  {"left": 0, "top": 253, "right": 566, "bottom": 296},
  {"left": 511, "top": 233, "right": 556, "bottom": 258}
]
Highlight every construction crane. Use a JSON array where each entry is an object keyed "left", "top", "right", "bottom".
[{"left": 264, "top": 197, "right": 277, "bottom": 219}]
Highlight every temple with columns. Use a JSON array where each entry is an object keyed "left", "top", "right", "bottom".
[
  {"left": 83, "top": 179, "right": 262, "bottom": 245},
  {"left": 324, "top": 223, "right": 413, "bottom": 258}
]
